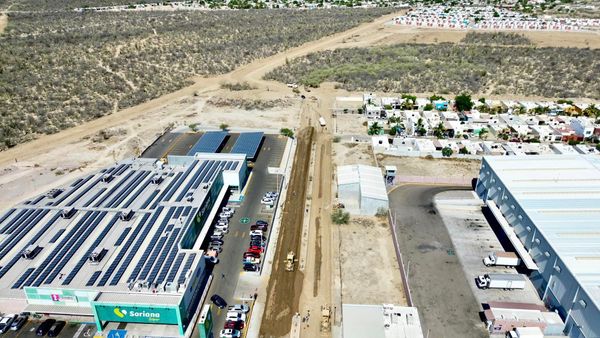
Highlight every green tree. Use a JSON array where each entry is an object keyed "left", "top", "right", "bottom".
[
  {"left": 423, "top": 103, "right": 434, "bottom": 111},
  {"left": 442, "top": 147, "right": 453, "bottom": 157},
  {"left": 415, "top": 118, "right": 427, "bottom": 136},
  {"left": 429, "top": 94, "right": 445, "bottom": 101},
  {"left": 459, "top": 147, "right": 470, "bottom": 155},
  {"left": 584, "top": 104, "right": 600, "bottom": 118},
  {"left": 219, "top": 123, "right": 229, "bottom": 131},
  {"left": 596, "top": 143, "right": 600, "bottom": 151},
  {"left": 368, "top": 122, "right": 383, "bottom": 135},
  {"left": 478, "top": 128, "right": 488, "bottom": 140},
  {"left": 331, "top": 208, "right": 350, "bottom": 224},
  {"left": 433, "top": 122, "right": 445, "bottom": 139},
  {"left": 455, "top": 93, "right": 474, "bottom": 112},
  {"left": 280, "top": 128, "right": 294, "bottom": 138}
]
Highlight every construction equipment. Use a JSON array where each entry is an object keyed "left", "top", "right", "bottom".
[
  {"left": 285, "top": 251, "right": 295, "bottom": 271},
  {"left": 320, "top": 305, "right": 331, "bottom": 333}
]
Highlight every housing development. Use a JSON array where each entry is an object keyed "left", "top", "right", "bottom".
[{"left": 0, "top": 1, "right": 600, "bottom": 338}]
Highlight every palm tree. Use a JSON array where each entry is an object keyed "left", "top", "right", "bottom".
[
  {"left": 433, "top": 122, "right": 445, "bottom": 139},
  {"left": 478, "top": 128, "right": 489, "bottom": 140},
  {"left": 368, "top": 122, "right": 383, "bottom": 135},
  {"left": 415, "top": 118, "right": 427, "bottom": 136}
]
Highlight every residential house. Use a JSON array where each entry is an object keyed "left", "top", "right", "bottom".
[
  {"left": 570, "top": 117, "right": 595, "bottom": 139},
  {"left": 530, "top": 125, "right": 562, "bottom": 142},
  {"left": 480, "top": 141, "right": 507, "bottom": 155},
  {"left": 392, "top": 137, "right": 416, "bottom": 151},
  {"left": 432, "top": 99, "right": 448, "bottom": 111},
  {"left": 414, "top": 139, "right": 436, "bottom": 153},
  {"left": 371, "top": 135, "right": 390, "bottom": 151}
]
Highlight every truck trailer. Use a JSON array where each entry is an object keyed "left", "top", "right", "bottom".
[
  {"left": 483, "top": 251, "right": 521, "bottom": 267},
  {"left": 506, "top": 327, "right": 544, "bottom": 338},
  {"left": 476, "top": 273, "right": 526, "bottom": 290}
]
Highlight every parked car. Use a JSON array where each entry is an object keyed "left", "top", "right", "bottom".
[
  {"left": 244, "top": 257, "right": 260, "bottom": 264},
  {"left": 223, "top": 320, "right": 244, "bottom": 330},
  {"left": 226, "top": 312, "right": 246, "bottom": 322},
  {"left": 209, "top": 245, "right": 223, "bottom": 253},
  {"left": 255, "top": 220, "right": 268, "bottom": 226},
  {"left": 248, "top": 246, "right": 264, "bottom": 253},
  {"left": 210, "top": 234, "right": 224, "bottom": 241},
  {"left": 250, "top": 224, "right": 267, "bottom": 231},
  {"left": 215, "top": 224, "right": 229, "bottom": 232},
  {"left": 243, "top": 264, "right": 259, "bottom": 272},
  {"left": 250, "top": 241, "right": 266, "bottom": 248},
  {"left": 10, "top": 315, "right": 27, "bottom": 331},
  {"left": 211, "top": 294, "right": 227, "bottom": 309},
  {"left": 205, "top": 256, "right": 219, "bottom": 264},
  {"left": 213, "top": 228, "right": 228, "bottom": 235},
  {"left": 243, "top": 252, "right": 260, "bottom": 259},
  {"left": 48, "top": 321, "right": 66, "bottom": 337},
  {"left": 222, "top": 207, "right": 234, "bottom": 214},
  {"left": 210, "top": 239, "right": 224, "bottom": 246},
  {"left": 264, "top": 192, "right": 278, "bottom": 198},
  {"left": 0, "top": 314, "right": 17, "bottom": 334},
  {"left": 217, "top": 219, "right": 229, "bottom": 226},
  {"left": 36, "top": 319, "right": 56, "bottom": 336},
  {"left": 260, "top": 198, "right": 274, "bottom": 205},
  {"left": 249, "top": 230, "right": 263, "bottom": 236},
  {"left": 219, "top": 212, "right": 232, "bottom": 219},
  {"left": 228, "top": 304, "right": 250, "bottom": 313},
  {"left": 250, "top": 235, "right": 266, "bottom": 241},
  {"left": 219, "top": 329, "right": 241, "bottom": 338}
]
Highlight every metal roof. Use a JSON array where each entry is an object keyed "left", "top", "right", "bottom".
[
  {"left": 342, "top": 304, "right": 423, "bottom": 338},
  {"left": 338, "top": 165, "right": 388, "bottom": 202},
  {"left": 483, "top": 154, "right": 600, "bottom": 310}
]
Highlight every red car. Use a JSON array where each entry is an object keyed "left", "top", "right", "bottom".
[
  {"left": 250, "top": 224, "right": 267, "bottom": 231},
  {"left": 243, "top": 252, "right": 260, "bottom": 259},
  {"left": 247, "top": 246, "right": 263, "bottom": 254},
  {"left": 223, "top": 320, "right": 244, "bottom": 330}
]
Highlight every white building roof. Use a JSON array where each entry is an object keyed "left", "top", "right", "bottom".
[
  {"left": 342, "top": 304, "right": 423, "bottom": 338},
  {"left": 337, "top": 165, "right": 388, "bottom": 201},
  {"left": 482, "top": 155, "right": 600, "bottom": 312}
]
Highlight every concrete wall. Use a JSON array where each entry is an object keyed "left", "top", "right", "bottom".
[
  {"left": 338, "top": 183, "right": 360, "bottom": 214},
  {"left": 476, "top": 158, "right": 600, "bottom": 338},
  {"left": 360, "top": 196, "right": 388, "bottom": 216}
]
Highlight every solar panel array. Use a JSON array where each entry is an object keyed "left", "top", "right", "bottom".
[
  {"left": 230, "top": 132, "right": 264, "bottom": 160},
  {"left": 187, "top": 131, "right": 228, "bottom": 155},
  {"left": 0, "top": 155, "right": 243, "bottom": 292}
]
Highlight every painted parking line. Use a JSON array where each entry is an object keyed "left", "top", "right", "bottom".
[{"left": 241, "top": 232, "right": 246, "bottom": 238}]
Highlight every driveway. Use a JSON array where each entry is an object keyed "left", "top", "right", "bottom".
[{"left": 388, "top": 185, "right": 488, "bottom": 338}]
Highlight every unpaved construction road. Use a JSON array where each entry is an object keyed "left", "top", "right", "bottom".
[{"left": 260, "top": 127, "right": 313, "bottom": 337}]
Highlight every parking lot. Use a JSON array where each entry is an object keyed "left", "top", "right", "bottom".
[
  {"left": 1, "top": 321, "right": 93, "bottom": 338},
  {"left": 435, "top": 190, "right": 544, "bottom": 306},
  {"left": 388, "top": 185, "right": 489, "bottom": 338},
  {"left": 191, "top": 134, "right": 287, "bottom": 337}
]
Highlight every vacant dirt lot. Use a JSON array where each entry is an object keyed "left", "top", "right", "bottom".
[
  {"left": 335, "top": 113, "right": 367, "bottom": 135},
  {"left": 340, "top": 216, "right": 406, "bottom": 305},
  {"left": 333, "top": 142, "right": 375, "bottom": 167},
  {"left": 379, "top": 155, "right": 481, "bottom": 180}
]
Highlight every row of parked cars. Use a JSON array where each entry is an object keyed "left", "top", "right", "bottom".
[
  {"left": 0, "top": 314, "right": 65, "bottom": 337},
  {"left": 243, "top": 220, "right": 269, "bottom": 272},
  {"left": 207, "top": 297, "right": 249, "bottom": 338},
  {"left": 206, "top": 206, "right": 236, "bottom": 260},
  {"left": 260, "top": 191, "right": 278, "bottom": 207}
]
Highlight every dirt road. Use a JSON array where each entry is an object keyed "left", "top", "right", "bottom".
[{"left": 259, "top": 127, "right": 314, "bottom": 337}]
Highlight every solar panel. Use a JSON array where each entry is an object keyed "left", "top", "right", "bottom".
[
  {"left": 175, "top": 161, "right": 209, "bottom": 202},
  {"left": 114, "top": 227, "right": 131, "bottom": 246},
  {"left": 49, "top": 229, "right": 65, "bottom": 243},
  {"left": 166, "top": 253, "right": 186, "bottom": 283},
  {"left": 0, "top": 209, "right": 50, "bottom": 261},
  {"left": 141, "top": 189, "right": 160, "bottom": 209},
  {"left": 187, "top": 131, "right": 228, "bottom": 155},
  {"left": 230, "top": 132, "right": 264, "bottom": 160},
  {"left": 177, "top": 253, "right": 197, "bottom": 285},
  {"left": 0, "top": 209, "right": 33, "bottom": 234},
  {"left": 86, "top": 271, "right": 102, "bottom": 286},
  {"left": 83, "top": 188, "right": 107, "bottom": 208},
  {"left": 147, "top": 228, "right": 181, "bottom": 284},
  {"left": 12, "top": 268, "right": 35, "bottom": 289}
]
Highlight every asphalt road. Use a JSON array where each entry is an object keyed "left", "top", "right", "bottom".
[
  {"left": 388, "top": 185, "right": 489, "bottom": 338},
  {"left": 189, "top": 135, "right": 286, "bottom": 337},
  {"left": 2, "top": 320, "right": 92, "bottom": 338}
]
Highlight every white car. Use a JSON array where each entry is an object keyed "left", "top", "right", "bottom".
[
  {"left": 226, "top": 312, "right": 246, "bottom": 322},
  {"left": 213, "top": 228, "right": 228, "bottom": 235},
  {"left": 219, "top": 329, "right": 241, "bottom": 338},
  {"left": 0, "top": 315, "right": 16, "bottom": 334},
  {"left": 249, "top": 230, "right": 263, "bottom": 236},
  {"left": 261, "top": 197, "right": 274, "bottom": 205},
  {"left": 217, "top": 219, "right": 229, "bottom": 226},
  {"left": 216, "top": 223, "right": 229, "bottom": 231},
  {"left": 264, "top": 192, "right": 278, "bottom": 198},
  {"left": 228, "top": 304, "right": 250, "bottom": 313},
  {"left": 219, "top": 212, "right": 232, "bottom": 219}
]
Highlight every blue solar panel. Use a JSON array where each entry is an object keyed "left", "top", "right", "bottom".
[
  {"left": 49, "top": 228, "right": 65, "bottom": 243},
  {"left": 165, "top": 253, "right": 185, "bottom": 283},
  {"left": 177, "top": 254, "right": 197, "bottom": 285},
  {"left": 102, "top": 171, "right": 141, "bottom": 208},
  {"left": 62, "top": 214, "right": 119, "bottom": 285},
  {"left": 109, "top": 171, "right": 152, "bottom": 208},
  {"left": 0, "top": 209, "right": 17, "bottom": 231},
  {"left": 0, "top": 209, "right": 32, "bottom": 234},
  {"left": 148, "top": 228, "right": 181, "bottom": 284},
  {"left": 86, "top": 271, "right": 102, "bottom": 286},
  {"left": 230, "top": 132, "right": 264, "bottom": 160},
  {"left": 65, "top": 175, "right": 103, "bottom": 207},
  {"left": 55, "top": 174, "right": 94, "bottom": 206},
  {"left": 123, "top": 176, "right": 153, "bottom": 208},
  {"left": 83, "top": 188, "right": 107, "bottom": 208},
  {"left": 138, "top": 236, "right": 167, "bottom": 280},
  {"left": 175, "top": 161, "right": 209, "bottom": 202},
  {"left": 114, "top": 227, "right": 131, "bottom": 246},
  {"left": 187, "top": 131, "right": 228, "bottom": 155},
  {"left": 0, "top": 209, "right": 50, "bottom": 260},
  {"left": 12, "top": 268, "right": 35, "bottom": 289},
  {"left": 142, "top": 190, "right": 160, "bottom": 209},
  {"left": 96, "top": 213, "right": 151, "bottom": 286}
]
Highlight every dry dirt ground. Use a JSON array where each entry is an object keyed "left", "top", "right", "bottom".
[
  {"left": 369, "top": 24, "right": 600, "bottom": 49},
  {"left": 333, "top": 142, "right": 375, "bottom": 167},
  {"left": 0, "top": 13, "right": 7, "bottom": 34},
  {"left": 339, "top": 216, "right": 406, "bottom": 305},
  {"left": 334, "top": 114, "right": 368, "bottom": 135},
  {"left": 378, "top": 155, "right": 481, "bottom": 180}
]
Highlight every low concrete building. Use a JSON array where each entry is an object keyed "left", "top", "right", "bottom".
[
  {"left": 337, "top": 165, "right": 389, "bottom": 215},
  {"left": 342, "top": 304, "right": 423, "bottom": 338}
]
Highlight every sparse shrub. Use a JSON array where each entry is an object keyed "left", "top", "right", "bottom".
[
  {"left": 280, "top": 128, "right": 294, "bottom": 138},
  {"left": 331, "top": 208, "right": 350, "bottom": 224},
  {"left": 461, "top": 32, "right": 532, "bottom": 45},
  {"left": 220, "top": 81, "right": 257, "bottom": 91}
]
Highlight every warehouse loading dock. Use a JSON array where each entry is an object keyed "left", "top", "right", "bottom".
[{"left": 485, "top": 200, "right": 539, "bottom": 271}]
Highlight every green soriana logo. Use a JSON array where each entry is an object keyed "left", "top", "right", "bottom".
[{"left": 113, "top": 308, "right": 160, "bottom": 320}]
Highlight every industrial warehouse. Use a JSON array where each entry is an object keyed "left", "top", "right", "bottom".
[
  {"left": 475, "top": 154, "right": 600, "bottom": 338},
  {"left": 0, "top": 131, "right": 266, "bottom": 337}
]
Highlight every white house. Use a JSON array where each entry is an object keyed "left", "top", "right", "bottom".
[{"left": 570, "top": 117, "right": 595, "bottom": 139}]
